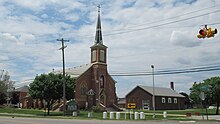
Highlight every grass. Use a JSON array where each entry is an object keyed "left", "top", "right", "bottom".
[
  {"left": 0, "top": 107, "right": 218, "bottom": 120},
  {"left": 137, "top": 108, "right": 218, "bottom": 115},
  {"left": 0, "top": 107, "right": 62, "bottom": 116}
]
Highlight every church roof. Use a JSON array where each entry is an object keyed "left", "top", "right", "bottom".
[
  {"left": 127, "top": 85, "right": 184, "bottom": 98},
  {"left": 55, "top": 64, "right": 92, "bottom": 78},
  {"left": 94, "top": 5, "right": 103, "bottom": 45}
]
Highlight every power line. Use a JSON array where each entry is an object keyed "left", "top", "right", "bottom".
[
  {"left": 110, "top": 3, "right": 220, "bottom": 31},
  {"left": 74, "top": 9, "right": 220, "bottom": 39},
  {"left": 58, "top": 7, "right": 220, "bottom": 40},
  {"left": 103, "top": 9, "right": 220, "bottom": 36},
  {"left": 110, "top": 64, "right": 220, "bottom": 76},
  {"left": 110, "top": 67, "right": 220, "bottom": 76}
]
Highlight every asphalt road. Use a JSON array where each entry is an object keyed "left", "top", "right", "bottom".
[{"left": 0, "top": 117, "right": 219, "bottom": 124}]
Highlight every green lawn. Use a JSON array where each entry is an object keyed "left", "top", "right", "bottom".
[
  {"left": 0, "top": 107, "right": 218, "bottom": 120},
  {"left": 137, "top": 108, "right": 218, "bottom": 115},
  {"left": 0, "top": 107, "right": 62, "bottom": 116}
]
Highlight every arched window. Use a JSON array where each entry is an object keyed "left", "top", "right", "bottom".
[
  {"left": 100, "top": 76, "right": 104, "bottom": 88},
  {"left": 100, "top": 94, "right": 104, "bottom": 105},
  {"left": 81, "top": 83, "right": 87, "bottom": 96}
]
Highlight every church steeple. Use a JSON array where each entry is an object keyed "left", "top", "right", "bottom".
[
  {"left": 90, "top": 6, "right": 107, "bottom": 64},
  {"left": 95, "top": 5, "right": 103, "bottom": 44}
]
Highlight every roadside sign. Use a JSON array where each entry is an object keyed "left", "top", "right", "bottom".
[
  {"left": 127, "top": 103, "right": 136, "bottom": 109},
  {"left": 200, "top": 86, "right": 209, "bottom": 91},
  {"left": 200, "top": 92, "right": 205, "bottom": 100}
]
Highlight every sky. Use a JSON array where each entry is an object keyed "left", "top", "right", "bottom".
[{"left": 0, "top": 0, "right": 220, "bottom": 97}]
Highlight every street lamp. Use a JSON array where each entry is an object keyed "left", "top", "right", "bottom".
[{"left": 151, "top": 65, "right": 156, "bottom": 118}]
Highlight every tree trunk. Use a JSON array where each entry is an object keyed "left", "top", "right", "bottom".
[
  {"left": 216, "top": 101, "right": 219, "bottom": 115},
  {"left": 47, "top": 100, "right": 50, "bottom": 115}
]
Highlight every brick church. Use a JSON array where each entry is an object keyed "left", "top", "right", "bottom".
[{"left": 63, "top": 7, "right": 117, "bottom": 110}]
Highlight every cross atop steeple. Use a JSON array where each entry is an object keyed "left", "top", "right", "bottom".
[
  {"left": 97, "top": 4, "right": 101, "bottom": 12},
  {"left": 95, "top": 5, "right": 103, "bottom": 44}
]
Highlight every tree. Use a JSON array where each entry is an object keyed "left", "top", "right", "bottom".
[
  {"left": 0, "top": 70, "right": 15, "bottom": 105},
  {"left": 189, "top": 82, "right": 204, "bottom": 107},
  {"left": 29, "top": 73, "right": 75, "bottom": 115},
  {"left": 179, "top": 92, "right": 192, "bottom": 109},
  {"left": 190, "top": 77, "right": 220, "bottom": 115},
  {"left": 203, "top": 77, "right": 220, "bottom": 115}
]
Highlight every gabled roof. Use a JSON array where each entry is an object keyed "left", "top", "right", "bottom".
[
  {"left": 118, "top": 98, "right": 126, "bottom": 104},
  {"left": 128, "top": 85, "right": 184, "bottom": 98},
  {"left": 15, "top": 85, "right": 29, "bottom": 92},
  {"left": 55, "top": 64, "right": 92, "bottom": 78}
]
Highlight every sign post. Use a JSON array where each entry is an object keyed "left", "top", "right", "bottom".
[{"left": 200, "top": 86, "right": 209, "bottom": 120}]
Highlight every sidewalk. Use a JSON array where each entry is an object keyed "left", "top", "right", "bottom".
[
  {"left": 0, "top": 112, "right": 40, "bottom": 117},
  {"left": 190, "top": 115, "right": 220, "bottom": 121}
]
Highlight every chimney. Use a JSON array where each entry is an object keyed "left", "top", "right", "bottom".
[{"left": 170, "top": 82, "right": 174, "bottom": 90}]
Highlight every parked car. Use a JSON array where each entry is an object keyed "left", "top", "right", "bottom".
[{"left": 208, "top": 106, "right": 217, "bottom": 109}]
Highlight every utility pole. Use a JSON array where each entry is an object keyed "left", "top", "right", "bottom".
[
  {"left": 151, "top": 65, "right": 156, "bottom": 119},
  {"left": 57, "top": 38, "right": 69, "bottom": 116}
]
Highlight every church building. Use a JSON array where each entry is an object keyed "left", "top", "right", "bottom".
[{"left": 62, "top": 7, "right": 117, "bottom": 110}]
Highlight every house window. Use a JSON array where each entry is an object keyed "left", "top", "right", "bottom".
[
  {"left": 162, "top": 97, "right": 165, "bottom": 103},
  {"left": 168, "top": 98, "right": 172, "bottom": 103},
  {"left": 81, "top": 84, "right": 87, "bottom": 96},
  {"left": 174, "top": 98, "right": 178, "bottom": 103}
]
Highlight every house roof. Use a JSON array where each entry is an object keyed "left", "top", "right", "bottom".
[
  {"left": 55, "top": 64, "right": 92, "bottom": 78},
  {"left": 118, "top": 98, "right": 126, "bottom": 104},
  {"left": 132, "top": 85, "right": 184, "bottom": 98},
  {"left": 15, "top": 85, "right": 29, "bottom": 92}
]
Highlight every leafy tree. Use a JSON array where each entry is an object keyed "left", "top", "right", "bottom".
[
  {"left": 189, "top": 82, "right": 204, "bottom": 107},
  {"left": 0, "top": 70, "right": 15, "bottom": 105},
  {"left": 190, "top": 77, "right": 220, "bottom": 115},
  {"left": 29, "top": 73, "right": 75, "bottom": 115},
  {"left": 0, "top": 93, "right": 6, "bottom": 105},
  {"left": 203, "top": 77, "right": 220, "bottom": 115}
]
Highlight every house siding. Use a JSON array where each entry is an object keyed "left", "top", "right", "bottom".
[
  {"left": 126, "top": 87, "right": 152, "bottom": 110},
  {"left": 126, "top": 86, "right": 185, "bottom": 110}
]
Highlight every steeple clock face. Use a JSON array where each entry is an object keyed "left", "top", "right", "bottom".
[{"left": 92, "top": 50, "right": 97, "bottom": 62}]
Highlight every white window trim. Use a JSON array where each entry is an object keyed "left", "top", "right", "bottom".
[
  {"left": 174, "top": 98, "right": 178, "bottom": 104},
  {"left": 168, "top": 98, "right": 172, "bottom": 103},
  {"left": 162, "top": 97, "right": 166, "bottom": 103}
]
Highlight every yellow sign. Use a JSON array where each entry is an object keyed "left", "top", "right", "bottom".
[{"left": 127, "top": 103, "right": 136, "bottom": 109}]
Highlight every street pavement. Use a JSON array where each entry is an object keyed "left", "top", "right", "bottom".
[{"left": 0, "top": 116, "right": 219, "bottom": 124}]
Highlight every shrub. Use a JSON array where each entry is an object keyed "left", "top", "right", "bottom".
[{"left": 91, "top": 106, "right": 101, "bottom": 113}]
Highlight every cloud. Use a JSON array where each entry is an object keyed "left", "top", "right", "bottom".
[
  {"left": 0, "top": 33, "right": 36, "bottom": 45},
  {"left": 176, "top": 58, "right": 191, "bottom": 65},
  {"left": 10, "top": 0, "right": 49, "bottom": 10},
  {"left": 41, "top": 14, "right": 48, "bottom": 19},
  {"left": 0, "top": 33, "right": 18, "bottom": 43},
  {"left": 170, "top": 31, "right": 201, "bottom": 47}
]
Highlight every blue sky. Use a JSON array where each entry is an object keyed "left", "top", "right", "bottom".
[{"left": 1, "top": 0, "right": 220, "bottom": 97}]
